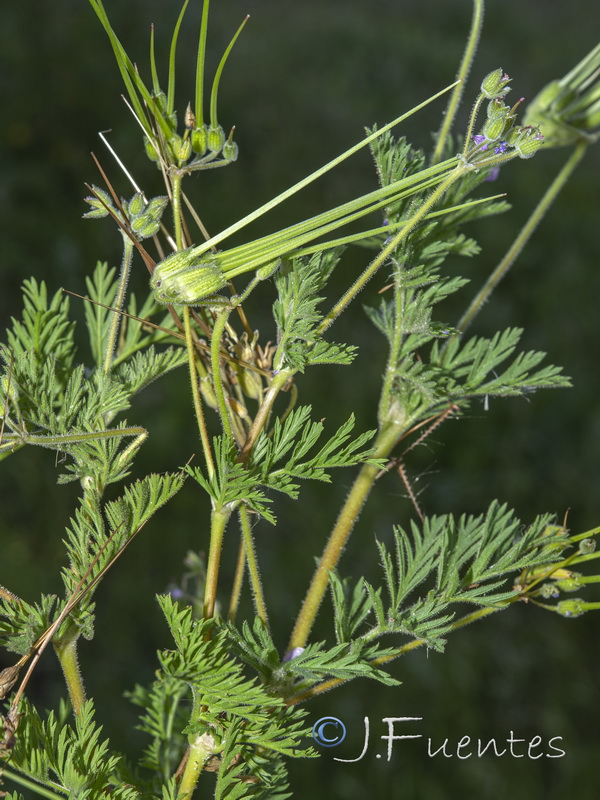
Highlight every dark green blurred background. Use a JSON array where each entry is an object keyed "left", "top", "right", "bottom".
[{"left": 1, "top": 1, "right": 599, "bottom": 798}]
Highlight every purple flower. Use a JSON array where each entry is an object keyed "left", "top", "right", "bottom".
[
  {"left": 494, "top": 141, "right": 509, "bottom": 154},
  {"left": 485, "top": 166, "right": 501, "bottom": 182},
  {"left": 472, "top": 134, "right": 488, "bottom": 150},
  {"left": 283, "top": 647, "right": 305, "bottom": 662}
]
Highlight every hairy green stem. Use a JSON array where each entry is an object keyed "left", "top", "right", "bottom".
[
  {"left": 203, "top": 508, "right": 231, "bottom": 618},
  {"left": 1, "top": 768, "right": 65, "bottom": 800},
  {"left": 239, "top": 504, "right": 269, "bottom": 626},
  {"left": 211, "top": 310, "right": 234, "bottom": 439},
  {"left": 228, "top": 535, "right": 245, "bottom": 622},
  {"left": 239, "top": 369, "right": 292, "bottom": 462},
  {"left": 53, "top": 626, "right": 86, "bottom": 715},
  {"left": 195, "top": 0, "right": 211, "bottom": 126},
  {"left": 461, "top": 93, "right": 486, "bottom": 161},
  {"left": 288, "top": 419, "right": 406, "bottom": 650},
  {"left": 287, "top": 605, "right": 500, "bottom": 704},
  {"left": 317, "top": 165, "right": 472, "bottom": 336},
  {"left": 432, "top": 0, "right": 484, "bottom": 165},
  {"left": 1, "top": 425, "right": 146, "bottom": 450},
  {"left": 378, "top": 265, "right": 407, "bottom": 426},
  {"left": 178, "top": 731, "right": 214, "bottom": 800},
  {"left": 184, "top": 306, "right": 215, "bottom": 480},
  {"left": 171, "top": 171, "right": 185, "bottom": 248},
  {"left": 457, "top": 142, "right": 587, "bottom": 333},
  {"left": 102, "top": 237, "right": 134, "bottom": 375}
]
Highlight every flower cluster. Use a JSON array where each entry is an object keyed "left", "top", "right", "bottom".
[
  {"left": 83, "top": 188, "right": 168, "bottom": 240},
  {"left": 469, "top": 69, "right": 545, "bottom": 164}
]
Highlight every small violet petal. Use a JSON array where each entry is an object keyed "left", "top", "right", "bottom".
[{"left": 283, "top": 647, "right": 306, "bottom": 662}]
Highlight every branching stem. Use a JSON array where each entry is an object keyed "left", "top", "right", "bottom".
[
  {"left": 103, "top": 236, "right": 135, "bottom": 375},
  {"left": 184, "top": 306, "right": 215, "bottom": 480},
  {"left": 203, "top": 508, "right": 231, "bottom": 618},
  {"left": 211, "top": 310, "right": 234, "bottom": 439},
  {"left": 239, "top": 505, "right": 269, "bottom": 626},
  {"left": 53, "top": 625, "right": 86, "bottom": 715},
  {"left": 288, "top": 419, "right": 406, "bottom": 650}
]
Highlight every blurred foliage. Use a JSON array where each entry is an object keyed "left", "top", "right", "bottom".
[{"left": 1, "top": 1, "right": 599, "bottom": 798}]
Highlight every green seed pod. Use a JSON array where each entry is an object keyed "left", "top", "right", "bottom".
[
  {"left": 482, "top": 115, "right": 508, "bottom": 142},
  {"left": 581, "top": 106, "right": 600, "bottom": 132},
  {"left": 222, "top": 139, "right": 239, "bottom": 162},
  {"left": 199, "top": 375, "right": 218, "bottom": 409},
  {"left": 514, "top": 126, "right": 545, "bottom": 158},
  {"left": 487, "top": 98, "right": 508, "bottom": 120},
  {"left": 170, "top": 136, "right": 192, "bottom": 163},
  {"left": 131, "top": 213, "right": 161, "bottom": 238},
  {"left": 151, "top": 246, "right": 199, "bottom": 283},
  {"left": 555, "top": 573, "right": 583, "bottom": 593},
  {"left": 128, "top": 192, "right": 145, "bottom": 217},
  {"left": 151, "top": 251, "right": 227, "bottom": 305},
  {"left": 556, "top": 598, "right": 586, "bottom": 618},
  {"left": 83, "top": 187, "right": 114, "bottom": 219},
  {"left": 191, "top": 125, "right": 208, "bottom": 155},
  {"left": 144, "top": 136, "right": 161, "bottom": 163},
  {"left": 207, "top": 124, "right": 225, "bottom": 154},
  {"left": 579, "top": 538, "right": 596, "bottom": 555},
  {"left": 480, "top": 68, "right": 511, "bottom": 99},
  {"left": 146, "top": 195, "right": 169, "bottom": 220}
]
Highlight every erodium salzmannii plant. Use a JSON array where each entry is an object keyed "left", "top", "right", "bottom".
[{"left": 1, "top": 1, "right": 600, "bottom": 798}]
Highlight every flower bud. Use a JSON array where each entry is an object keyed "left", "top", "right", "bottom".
[
  {"left": 540, "top": 583, "right": 560, "bottom": 599},
  {"left": 185, "top": 103, "right": 195, "bottom": 130},
  {"left": 481, "top": 68, "right": 511, "bottom": 99}
]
